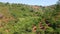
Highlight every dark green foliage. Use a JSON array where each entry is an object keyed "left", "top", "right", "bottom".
[
  {"left": 0, "top": 32, "right": 2, "bottom": 34},
  {"left": 30, "top": 9, "right": 34, "bottom": 12},
  {"left": 21, "top": 8, "right": 25, "bottom": 11},
  {"left": 25, "top": 29, "right": 32, "bottom": 32},
  {"left": 13, "top": 32, "right": 19, "bottom": 34}
]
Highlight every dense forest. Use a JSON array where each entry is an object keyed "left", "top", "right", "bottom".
[{"left": 0, "top": 0, "right": 60, "bottom": 34}]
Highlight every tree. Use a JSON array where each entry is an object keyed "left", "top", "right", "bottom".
[
  {"left": 52, "top": 0, "right": 60, "bottom": 16},
  {"left": 5, "top": 2, "right": 9, "bottom": 6},
  {"left": 56, "top": 0, "right": 60, "bottom": 11}
]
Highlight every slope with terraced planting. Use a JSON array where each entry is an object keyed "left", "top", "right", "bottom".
[{"left": 0, "top": 2, "right": 60, "bottom": 34}]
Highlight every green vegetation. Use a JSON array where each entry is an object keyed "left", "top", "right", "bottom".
[{"left": 0, "top": 0, "right": 60, "bottom": 34}]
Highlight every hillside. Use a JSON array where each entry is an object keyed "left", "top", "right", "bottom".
[{"left": 0, "top": 2, "right": 60, "bottom": 34}]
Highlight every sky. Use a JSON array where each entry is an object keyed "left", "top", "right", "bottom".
[{"left": 0, "top": 0, "right": 58, "bottom": 6}]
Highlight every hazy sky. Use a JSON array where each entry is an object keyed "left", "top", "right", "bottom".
[{"left": 0, "top": 0, "right": 58, "bottom": 6}]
